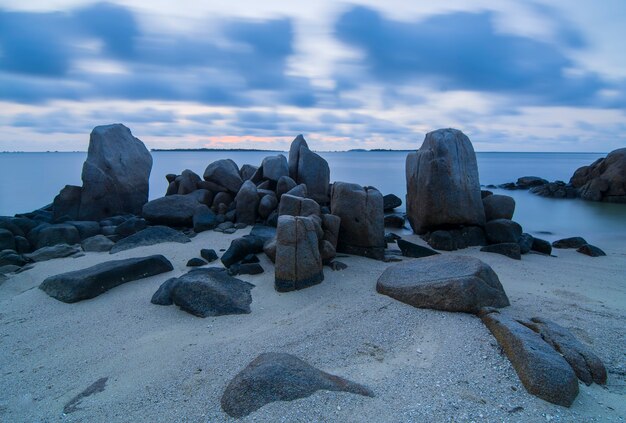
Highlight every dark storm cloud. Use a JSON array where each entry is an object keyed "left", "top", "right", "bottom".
[
  {"left": 334, "top": 6, "right": 614, "bottom": 107},
  {"left": 0, "top": 2, "right": 315, "bottom": 106}
]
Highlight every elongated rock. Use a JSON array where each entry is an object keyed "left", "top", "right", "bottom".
[
  {"left": 40, "top": 255, "right": 173, "bottom": 303},
  {"left": 481, "top": 310, "right": 579, "bottom": 407}
]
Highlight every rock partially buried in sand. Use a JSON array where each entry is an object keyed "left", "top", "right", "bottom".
[
  {"left": 396, "top": 239, "right": 439, "bottom": 258},
  {"left": 24, "top": 244, "right": 80, "bottom": 262},
  {"left": 78, "top": 124, "right": 152, "bottom": 221},
  {"left": 576, "top": 244, "right": 606, "bottom": 257},
  {"left": 480, "top": 243, "right": 522, "bottom": 260},
  {"left": 405, "top": 128, "right": 485, "bottom": 234},
  {"left": 40, "top": 255, "right": 173, "bottom": 303},
  {"left": 142, "top": 194, "right": 205, "bottom": 227},
  {"left": 221, "top": 352, "right": 374, "bottom": 418},
  {"left": 521, "top": 317, "right": 607, "bottom": 386},
  {"left": 109, "top": 226, "right": 190, "bottom": 254},
  {"left": 151, "top": 268, "right": 254, "bottom": 317},
  {"left": 552, "top": 237, "right": 587, "bottom": 249},
  {"left": 481, "top": 310, "right": 579, "bottom": 407},
  {"left": 376, "top": 255, "right": 510, "bottom": 313}
]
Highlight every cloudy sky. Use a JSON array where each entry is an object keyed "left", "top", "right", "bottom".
[{"left": 0, "top": 0, "right": 624, "bottom": 152}]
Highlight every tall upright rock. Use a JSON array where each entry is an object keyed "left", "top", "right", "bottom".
[
  {"left": 79, "top": 124, "right": 152, "bottom": 221},
  {"left": 287, "top": 134, "right": 330, "bottom": 204},
  {"left": 406, "top": 129, "right": 485, "bottom": 234}
]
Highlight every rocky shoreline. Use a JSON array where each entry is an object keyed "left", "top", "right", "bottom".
[{"left": 0, "top": 124, "right": 623, "bottom": 420}]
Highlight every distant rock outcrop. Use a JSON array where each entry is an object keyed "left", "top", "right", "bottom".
[{"left": 570, "top": 148, "right": 626, "bottom": 203}]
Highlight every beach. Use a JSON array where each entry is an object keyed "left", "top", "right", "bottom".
[{"left": 1, "top": 227, "right": 624, "bottom": 422}]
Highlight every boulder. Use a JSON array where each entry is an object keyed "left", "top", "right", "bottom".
[
  {"left": 483, "top": 195, "right": 515, "bottom": 221},
  {"left": 193, "top": 205, "right": 218, "bottom": 233},
  {"left": 187, "top": 188, "right": 213, "bottom": 206},
  {"left": 258, "top": 194, "right": 278, "bottom": 219},
  {"left": 82, "top": 235, "right": 115, "bottom": 252},
  {"left": 109, "top": 226, "right": 190, "bottom": 254},
  {"left": 65, "top": 221, "right": 101, "bottom": 240},
  {"left": 278, "top": 194, "right": 320, "bottom": 218},
  {"left": 142, "top": 194, "right": 203, "bottom": 226},
  {"left": 288, "top": 134, "right": 308, "bottom": 180},
  {"left": 176, "top": 169, "right": 201, "bottom": 195},
  {"left": 530, "top": 181, "right": 578, "bottom": 199},
  {"left": 52, "top": 185, "right": 82, "bottom": 221},
  {"left": 321, "top": 214, "right": 340, "bottom": 249},
  {"left": 276, "top": 176, "right": 297, "bottom": 199},
  {"left": 284, "top": 184, "right": 307, "bottom": 198},
  {"left": 262, "top": 155, "right": 289, "bottom": 182},
  {"left": 235, "top": 181, "right": 259, "bottom": 225},
  {"left": 200, "top": 249, "right": 218, "bottom": 262},
  {"left": 0, "top": 250, "right": 27, "bottom": 267},
  {"left": 228, "top": 263, "right": 264, "bottom": 276},
  {"left": 480, "top": 243, "right": 522, "bottom": 260},
  {"left": 331, "top": 182, "right": 385, "bottom": 260},
  {"left": 297, "top": 145, "right": 331, "bottom": 204},
  {"left": 221, "top": 235, "right": 266, "bottom": 268},
  {"left": 570, "top": 148, "right": 626, "bottom": 203},
  {"left": 406, "top": 128, "right": 485, "bottom": 234},
  {"left": 552, "top": 237, "right": 587, "bottom": 249},
  {"left": 24, "top": 244, "right": 80, "bottom": 262},
  {"left": 221, "top": 353, "right": 374, "bottom": 418},
  {"left": 152, "top": 268, "right": 254, "bottom": 317},
  {"left": 518, "top": 233, "right": 533, "bottom": 254},
  {"left": 485, "top": 219, "right": 522, "bottom": 244},
  {"left": 14, "top": 236, "right": 30, "bottom": 254},
  {"left": 212, "top": 192, "right": 234, "bottom": 210},
  {"left": 383, "top": 194, "right": 402, "bottom": 211},
  {"left": 275, "top": 215, "right": 324, "bottom": 292},
  {"left": 78, "top": 124, "right": 152, "bottom": 220},
  {"left": 396, "top": 239, "right": 439, "bottom": 258},
  {"left": 516, "top": 176, "right": 549, "bottom": 189},
  {"left": 481, "top": 310, "right": 579, "bottom": 407},
  {"left": 40, "top": 255, "right": 173, "bottom": 303},
  {"left": 240, "top": 164, "right": 259, "bottom": 181},
  {"left": 531, "top": 237, "right": 552, "bottom": 255},
  {"left": 376, "top": 255, "right": 510, "bottom": 313},
  {"left": 203, "top": 159, "right": 243, "bottom": 193},
  {"left": 384, "top": 214, "right": 405, "bottom": 228},
  {"left": 0, "top": 228, "right": 15, "bottom": 251},
  {"left": 422, "top": 226, "right": 486, "bottom": 251},
  {"left": 186, "top": 258, "right": 207, "bottom": 267},
  {"left": 521, "top": 317, "right": 607, "bottom": 386},
  {"left": 576, "top": 244, "right": 606, "bottom": 257},
  {"left": 35, "top": 224, "right": 80, "bottom": 249},
  {"left": 114, "top": 217, "right": 147, "bottom": 239}
]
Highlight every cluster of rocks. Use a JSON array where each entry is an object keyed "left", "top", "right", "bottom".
[{"left": 493, "top": 148, "right": 626, "bottom": 203}]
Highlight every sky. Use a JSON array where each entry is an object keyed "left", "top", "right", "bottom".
[{"left": 0, "top": 0, "right": 625, "bottom": 152}]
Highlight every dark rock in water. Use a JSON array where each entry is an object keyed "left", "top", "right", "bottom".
[
  {"left": 485, "top": 219, "right": 522, "bottom": 244},
  {"left": 498, "top": 182, "right": 517, "bottom": 190},
  {"left": 276, "top": 175, "right": 297, "bottom": 199},
  {"left": 279, "top": 194, "right": 320, "bottom": 218},
  {"left": 570, "top": 148, "right": 626, "bottom": 203},
  {"left": 228, "top": 263, "right": 264, "bottom": 276},
  {"left": 483, "top": 195, "right": 515, "bottom": 221},
  {"left": 521, "top": 317, "right": 607, "bottom": 386},
  {"left": 187, "top": 257, "right": 207, "bottom": 267},
  {"left": 24, "top": 244, "right": 81, "bottom": 262},
  {"left": 193, "top": 205, "right": 218, "bottom": 233},
  {"left": 406, "top": 128, "right": 485, "bottom": 234},
  {"left": 53, "top": 185, "right": 82, "bottom": 221},
  {"left": 235, "top": 181, "right": 259, "bottom": 225},
  {"left": 384, "top": 214, "right": 405, "bottom": 228},
  {"left": 397, "top": 239, "right": 439, "bottom": 258},
  {"left": 221, "top": 235, "right": 266, "bottom": 267},
  {"left": 576, "top": 244, "right": 606, "bottom": 257},
  {"left": 221, "top": 352, "right": 374, "bottom": 418},
  {"left": 377, "top": 255, "right": 510, "bottom": 313},
  {"left": 203, "top": 159, "right": 243, "bottom": 193},
  {"left": 552, "top": 237, "right": 587, "bottom": 249},
  {"left": 35, "top": 224, "right": 80, "bottom": 249},
  {"left": 518, "top": 233, "right": 534, "bottom": 254},
  {"left": 481, "top": 190, "right": 493, "bottom": 199},
  {"left": 40, "top": 255, "right": 173, "bottom": 303},
  {"left": 142, "top": 194, "right": 203, "bottom": 227},
  {"left": 331, "top": 182, "right": 385, "bottom": 260},
  {"left": 114, "top": 217, "right": 147, "bottom": 239},
  {"left": 530, "top": 181, "right": 578, "bottom": 199},
  {"left": 516, "top": 176, "right": 549, "bottom": 189},
  {"left": 480, "top": 243, "right": 522, "bottom": 260},
  {"left": 0, "top": 250, "right": 27, "bottom": 267},
  {"left": 82, "top": 235, "right": 115, "bottom": 252},
  {"left": 240, "top": 164, "right": 258, "bottom": 181},
  {"left": 109, "top": 226, "right": 190, "bottom": 254},
  {"left": 383, "top": 194, "right": 402, "bottom": 211},
  {"left": 0, "top": 228, "right": 15, "bottom": 251},
  {"left": 262, "top": 154, "right": 289, "bottom": 182},
  {"left": 154, "top": 268, "right": 254, "bottom": 317},
  {"left": 531, "top": 237, "right": 552, "bottom": 255},
  {"left": 78, "top": 124, "right": 152, "bottom": 221},
  {"left": 65, "top": 221, "right": 101, "bottom": 240},
  {"left": 481, "top": 310, "right": 579, "bottom": 407},
  {"left": 275, "top": 215, "right": 324, "bottom": 292},
  {"left": 200, "top": 249, "right": 218, "bottom": 262}
]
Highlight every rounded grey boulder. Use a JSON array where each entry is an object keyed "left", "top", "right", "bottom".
[{"left": 483, "top": 194, "right": 515, "bottom": 221}]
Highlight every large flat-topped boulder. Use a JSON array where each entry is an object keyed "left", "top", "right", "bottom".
[
  {"left": 142, "top": 194, "right": 204, "bottom": 226},
  {"left": 406, "top": 128, "right": 485, "bottom": 234},
  {"left": 376, "top": 255, "right": 509, "bottom": 313},
  {"left": 570, "top": 148, "right": 626, "bottom": 203},
  {"left": 481, "top": 310, "right": 579, "bottom": 407},
  {"left": 109, "top": 226, "right": 190, "bottom": 254},
  {"left": 39, "top": 255, "right": 173, "bottom": 303},
  {"left": 78, "top": 124, "right": 152, "bottom": 220},
  {"left": 221, "top": 353, "right": 374, "bottom": 418}
]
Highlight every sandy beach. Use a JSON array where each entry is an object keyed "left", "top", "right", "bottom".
[{"left": 1, "top": 227, "right": 624, "bottom": 422}]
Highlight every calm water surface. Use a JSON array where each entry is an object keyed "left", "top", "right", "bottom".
[{"left": 1, "top": 151, "right": 624, "bottom": 243}]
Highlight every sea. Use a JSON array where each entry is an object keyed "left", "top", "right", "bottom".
[{"left": 1, "top": 151, "right": 625, "bottom": 244}]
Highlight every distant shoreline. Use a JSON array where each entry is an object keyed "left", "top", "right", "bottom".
[{"left": 0, "top": 150, "right": 609, "bottom": 154}]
